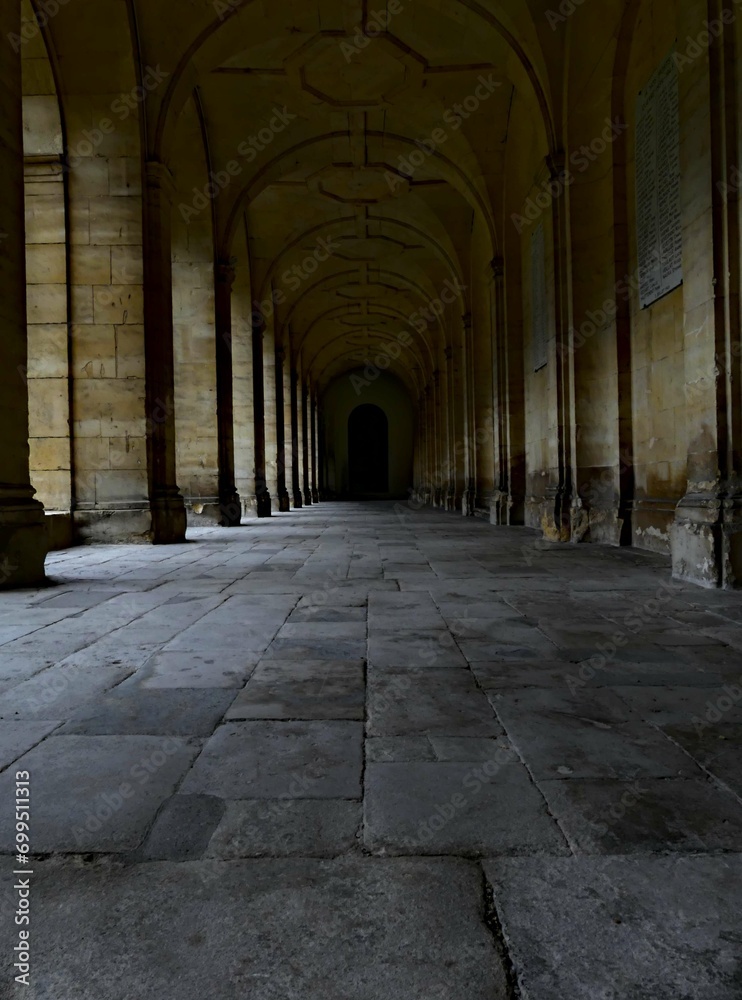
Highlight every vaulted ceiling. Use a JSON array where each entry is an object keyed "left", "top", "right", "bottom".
[{"left": 36, "top": 0, "right": 557, "bottom": 393}]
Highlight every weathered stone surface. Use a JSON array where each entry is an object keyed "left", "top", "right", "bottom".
[
  {"left": 661, "top": 722, "right": 742, "bottom": 796},
  {"left": 0, "top": 720, "right": 60, "bottom": 770},
  {"left": 485, "top": 856, "right": 742, "bottom": 1000},
  {"left": 368, "top": 671, "right": 501, "bottom": 737},
  {"left": 226, "top": 660, "right": 365, "bottom": 720},
  {"left": 262, "top": 637, "right": 367, "bottom": 660},
  {"left": 0, "top": 857, "right": 509, "bottom": 999},
  {"left": 137, "top": 649, "right": 257, "bottom": 689},
  {"left": 366, "top": 736, "right": 438, "bottom": 762},
  {"left": 206, "top": 799, "right": 361, "bottom": 857},
  {"left": 135, "top": 794, "right": 227, "bottom": 861},
  {"left": 180, "top": 721, "right": 363, "bottom": 799},
  {"left": 365, "top": 761, "right": 568, "bottom": 856},
  {"left": 541, "top": 776, "right": 742, "bottom": 854},
  {"left": 368, "top": 629, "right": 466, "bottom": 668},
  {"left": 0, "top": 661, "right": 136, "bottom": 720},
  {"left": 0, "top": 505, "right": 740, "bottom": 995},
  {"left": 58, "top": 687, "right": 235, "bottom": 736},
  {"left": 0, "top": 736, "right": 200, "bottom": 852}
]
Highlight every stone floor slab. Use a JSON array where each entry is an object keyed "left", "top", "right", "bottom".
[
  {"left": 226, "top": 660, "right": 365, "bottom": 720},
  {"left": 368, "top": 671, "right": 502, "bottom": 737},
  {"left": 484, "top": 856, "right": 742, "bottom": 1000},
  {"left": 180, "top": 721, "right": 363, "bottom": 799},
  {"left": 0, "top": 735, "right": 200, "bottom": 852},
  {"left": 138, "top": 650, "right": 258, "bottom": 688},
  {"left": 365, "top": 761, "right": 568, "bottom": 856},
  {"left": 0, "top": 720, "right": 60, "bottom": 771},
  {"left": 206, "top": 799, "right": 361, "bottom": 857},
  {"left": 541, "top": 775, "right": 742, "bottom": 854},
  {"left": 59, "top": 687, "right": 235, "bottom": 736},
  {"left": 0, "top": 857, "right": 508, "bottom": 1000}
]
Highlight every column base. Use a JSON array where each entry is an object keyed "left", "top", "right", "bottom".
[
  {"left": 0, "top": 495, "right": 48, "bottom": 588},
  {"left": 218, "top": 492, "right": 243, "bottom": 527},
  {"left": 303, "top": 491, "right": 313, "bottom": 506},
  {"left": 150, "top": 491, "right": 187, "bottom": 544},
  {"left": 278, "top": 491, "right": 292, "bottom": 513},
  {"left": 73, "top": 504, "right": 155, "bottom": 544},
  {"left": 672, "top": 492, "right": 742, "bottom": 589},
  {"left": 184, "top": 498, "right": 227, "bottom": 527},
  {"left": 256, "top": 491, "right": 272, "bottom": 518},
  {"left": 311, "top": 489, "right": 319, "bottom": 504},
  {"left": 73, "top": 495, "right": 187, "bottom": 545},
  {"left": 490, "top": 490, "right": 510, "bottom": 525},
  {"left": 292, "top": 491, "right": 303, "bottom": 509},
  {"left": 526, "top": 487, "right": 572, "bottom": 542}
]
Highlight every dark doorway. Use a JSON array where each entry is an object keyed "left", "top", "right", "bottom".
[{"left": 348, "top": 404, "right": 389, "bottom": 495}]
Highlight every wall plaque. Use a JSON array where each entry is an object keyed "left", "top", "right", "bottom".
[{"left": 636, "top": 50, "right": 683, "bottom": 308}]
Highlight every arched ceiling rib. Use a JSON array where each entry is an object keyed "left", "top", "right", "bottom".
[{"left": 42, "top": 0, "right": 556, "bottom": 393}]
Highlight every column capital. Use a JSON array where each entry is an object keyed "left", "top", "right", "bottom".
[
  {"left": 546, "top": 149, "right": 567, "bottom": 182},
  {"left": 216, "top": 260, "right": 237, "bottom": 291},
  {"left": 491, "top": 255, "right": 504, "bottom": 279},
  {"left": 145, "top": 160, "right": 177, "bottom": 204}
]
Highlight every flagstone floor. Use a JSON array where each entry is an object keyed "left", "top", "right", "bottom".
[{"left": 1, "top": 502, "right": 741, "bottom": 999}]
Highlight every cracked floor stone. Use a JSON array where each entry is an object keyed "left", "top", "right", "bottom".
[{"left": 0, "top": 503, "right": 740, "bottom": 998}]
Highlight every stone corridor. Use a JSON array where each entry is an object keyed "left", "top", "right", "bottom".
[{"left": 1, "top": 503, "right": 741, "bottom": 998}]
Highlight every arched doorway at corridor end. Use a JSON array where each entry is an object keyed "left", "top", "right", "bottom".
[
  {"left": 321, "top": 369, "right": 414, "bottom": 500},
  {"left": 348, "top": 404, "right": 389, "bottom": 496}
]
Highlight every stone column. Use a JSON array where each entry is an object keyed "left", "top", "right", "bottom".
[
  {"left": 672, "top": 0, "right": 742, "bottom": 586},
  {"left": 317, "top": 396, "right": 327, "bottom": 500},
  {"left": 290, "top": 364, "right": 303, "bottom": 508},
  {"left": 462, "top": 313, "right": 476, "bottom": 516},
  {"left": 301, "top": 379, "right": 313, "bottom": 506},
  {"left": 432, "top": 370, "right": 444, "bottom": 506},
  {"left": 142, "top": 161, "right": 187, "bottom": 543},
  {"left": 214, "top": 261, "right": 241, "bottom": 525},
  {"left": 251, "top": 314, "right": 272, "bottom": 517},
  {"left": 0, "top": 0, "right": 48, "bottom": 586},
  {"left": 491, "top": 256, "right": 510, "bottom": 525},
  {"left": 274, "top": 345, "right": 291, "bottom": 512},
  {"left": 310, "top": 388, "right": 319, "bottom": 503},
  {"left": 549, "top": 151, "right": 577, "bottom": 542},
  {"left": 443, "top": 346, "right": 458, "bottom": 510}
]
